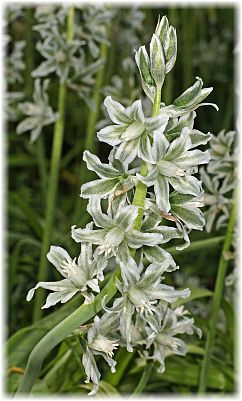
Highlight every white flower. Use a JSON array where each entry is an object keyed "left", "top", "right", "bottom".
[
  {"left": 97, "top": 96, "right": 168, "bottom": 165},
  {"left": 137, "top": 127, "right": 210, "bottom": 213},
  {"left": 72, "top": 196, "right": 163, "bottom": 260},
  {"left": 145, "top": 303, "right": 202, "bottom": 373},
  {"left": 103, "top": 258, "right": 190, "bottom": 352},
  {"left": 27, "top": 233, "right": 107, "bottom": 308},
  {"left": 80, "top": 148, "right": 137, "bottom": 199},
  {"left": 17, "top": 79, "right": 57, "bottom": 143}
]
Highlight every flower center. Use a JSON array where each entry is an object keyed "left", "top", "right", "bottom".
[
  {"left": 121, "top": 121, "right": 145, "bottom": 141},
  {"left": 89, "top": 334, "right": 119, "bottom": 357},
  {"left": 157, "top": 160, "right": 185, "bottom": 177},
  {"left": 61, "top": 259, "right": 85, "bottom": 288},
  {"left": 98, "top": 227, "right": 124, "bottom": 257}
]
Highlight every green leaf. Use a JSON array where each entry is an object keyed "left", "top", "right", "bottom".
[
  {"left": 6, "top": 296, "right": 82, "bottom": 393},
  {"left": 9, "top": 192, "right": 43, "bottom": 239}
]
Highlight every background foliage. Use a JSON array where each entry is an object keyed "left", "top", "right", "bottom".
[{"left": 6, "top": 4, "right": 236, "bottom": 396}]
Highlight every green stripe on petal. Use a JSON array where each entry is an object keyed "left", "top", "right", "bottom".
[
  {"left": 87, "top": 197, "right": 113, "bottom": 229},
  {"left": 115, "top": 137, "right": 139, "bottom": 165},
  {"left": 81, "top": 178, "right": 120, "bottom": 199},
  {"left": 126, "top": 231, "right": 162, "bottom": 248},
  {"left": 104, "top": 96, "right": 132, "bottom": 125},
  {"left": 172, "top": 205, "right": 205, "bottom": 230},
  {"left": 173, "top": 77, "right": 203, "bottom": 107},
  {"left": 154, "top": 175, "right": 170, "bottom": 213},
  {"left": 83, "top": 150, "right": 121, "bottom": 178},
  {"left": 71, "top": 226, "right": 107, "bottom": 244},
  {"left": 169, "top": 175, "right": 202, "bottom": 197},
  {"left": 97, "top": 125, "right": 124, "bottom": 146}
]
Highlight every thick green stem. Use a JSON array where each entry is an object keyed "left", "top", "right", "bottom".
[
  {"left": 32, "top": 7, "right": 75, "bottom": 321},
  {"left": 24, "top": 8, "right": 47, "bottom": 206},
  {"left": 166, "top": 236, "right": 225, "bottom": 258},
  {"left": 16, "top": 86, "right": 161, "bottom": 394},
  {"left": 132, "top": 361, "right": 153, "bottom": 395},
  {"left": 198, "top": 187, "right": 239, "bottom": 393}
]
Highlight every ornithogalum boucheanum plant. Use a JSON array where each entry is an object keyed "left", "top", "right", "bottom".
[{"left": 22, "top": 15, "right": 219, "bottom": 395}]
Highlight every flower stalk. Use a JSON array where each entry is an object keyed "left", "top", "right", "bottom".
[
  {"left": 198, "top": 186, "right": 239, "bottom": 393},
  {"left": 16, "top": 85, "right": 162, "bottom": 396},
  {"left": 32, "top": 6, "right": 75, "bottom": 321},
  {"left": 20, "top": 13, "right": 217, "bottom": 395}
]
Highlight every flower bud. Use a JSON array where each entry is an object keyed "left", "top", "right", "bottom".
[{"left": 150, "top": 34, "right": 165, "bottom": 89}]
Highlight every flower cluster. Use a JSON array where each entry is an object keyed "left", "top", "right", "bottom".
[
  {"left": 16, "top": 79, "right": 58, "bottom": 143},
  {"left": 199, "top": 129, "right": 237, "bottom": 232},
  {"left": 27, "top": 15, "right": 217, "bottom": 395}
]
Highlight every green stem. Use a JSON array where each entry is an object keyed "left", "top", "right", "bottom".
[
  {"left": 35, "top": 136, "right": 47, "bottom": 208},
  {"left": 17, "top": 87, "right": 162, "bottom": 394},
  {"left": 166, "top": 236, "right": 225, "bottom": 258},
  {"left": 32, "top": 7, "right": 75, "bottom": 322},
  {"left": 198, "top": 187, "right": 239, "bottom": 393},
  {"left": 24, "top": 8, "right": 47, "bottom": 206},
  {"left": 132, "top": 361, "right": 153, "bottom": 395}
]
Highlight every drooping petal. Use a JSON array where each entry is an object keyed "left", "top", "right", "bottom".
[
  {"left": 26, "top": 279, "right": 78, "bottom": 307},
  {"left": 82, "top": 346, "right": 101, "bottom": 396},
  {"left": 43, "top": 288, "right": 79, "bottom": 308},
  {"left": 189, "top": 129, "right": 212, "bottom": 148},
  {"left": 150, "top": 285, "right": 190, "bottom": 303},
  {"left": 17, "top": 117, "right": 38, "bottom": 134},
  {"left": 172, "top": 205, "right": 205, "bottom": 231}
]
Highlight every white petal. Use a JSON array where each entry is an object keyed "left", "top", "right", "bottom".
[{"left": 47, "top": 246, "right": 72, "bottom": 278}]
